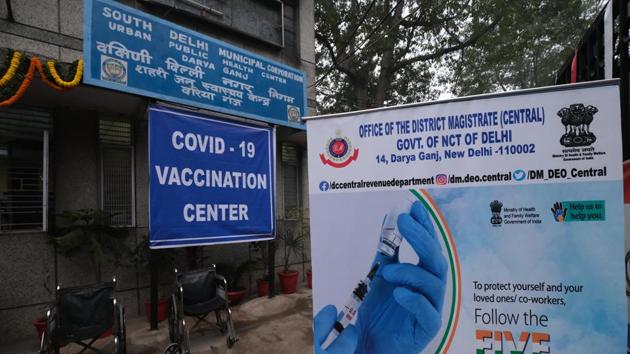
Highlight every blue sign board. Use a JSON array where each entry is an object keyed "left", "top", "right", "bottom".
[
  {"left": 149, "top": 105, "right": 275, "bottom": 248},
  {"left": 84, "top": 0, "right": 306, "bottom": 129}
]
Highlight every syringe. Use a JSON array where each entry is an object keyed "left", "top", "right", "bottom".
[
  {"left": 321, "top": 263, "right": 380, "bottom": 350},
  {"left": 320, "top": 200, "right": 412, "bottom": 349}
]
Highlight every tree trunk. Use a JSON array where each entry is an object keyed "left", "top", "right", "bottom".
[
  {"left": 354, "top": 77, "right": 370, "bottom": 109},
  {"left": 374, "top": 57, "right": 395, "bottom": 106},
  {"left": 374, "top": 1, "right": 404, "bottom": 106}
]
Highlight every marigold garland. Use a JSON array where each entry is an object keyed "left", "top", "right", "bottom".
[
  {"left": 0, "top": 47, "right": 83, "bottom": 106},
  {"left": 37, "top": 59, "right": 66, "bottom": 91},
  {"left": 46, "top": 59, "right": 83, "bottom": 88},
  {"left": 0, "top": 50, "right": 21, "bottom": 87},
  {"left": 0, "top": 52, "right": 32, "bottom": 102},
  {"left": 0, "top": 55, "right": 36, "bottom": 107}
]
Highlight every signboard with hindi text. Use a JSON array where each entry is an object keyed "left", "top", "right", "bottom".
[{"left": 83, "top": 0, "right": 306, "bottom": 129}]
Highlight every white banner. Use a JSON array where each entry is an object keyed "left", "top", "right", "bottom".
[{"left": 307, "top": 81, "right": 626, "bottom": 354}]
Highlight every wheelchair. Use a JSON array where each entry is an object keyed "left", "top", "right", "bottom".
[
  {"left": 39, "top": 277, "right": 126, "bottom": 354},
  {"left": 165, "top": 265, "right": 238, "bottom": 354}
]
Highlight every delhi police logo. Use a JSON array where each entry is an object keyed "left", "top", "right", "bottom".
[
  {"left": 556, "top": 103, "right": 598, "bottom": 147},
  {"left": 100, "top": 55, "right": 127, "bottom": 85},
  {"left": 490, "top": 200, "right": 503, "bottom": 226},
  {"left": 319, "top": 130, "right": 359, "bottom": 168}
]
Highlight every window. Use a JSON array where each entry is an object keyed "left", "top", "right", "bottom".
[
  {"left": 142, "top": 0, "right": 285, "bottom": 48},
  {"left": 0, "top": 107, "right": 51, "bottom": 232},
  {"left": 281, "top": 143, "right": 300, "bottom": 217},
  {"left": 99, "top": 119, "right": 134, "bottom": 226}
]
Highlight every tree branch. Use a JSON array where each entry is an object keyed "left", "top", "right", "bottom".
[
  {"left": 400, "top": 14, "right": 457, "bottom": 28},
  {"left": 393, "top": 18, "right": 501, "bottom": 71},
  {"left": 315, "top": 32, "right": 357, "bottom": 79}
]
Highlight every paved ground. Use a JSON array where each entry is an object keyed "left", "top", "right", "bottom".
[{"left": 2, "top": 289, "right": 314, "bottom": 354}]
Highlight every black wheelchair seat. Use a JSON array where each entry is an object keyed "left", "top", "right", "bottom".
[
  {"left": 53, "top": 283, "right": 114, "bottom": 343},
  {"left": 183, "top": 297, "right": 227, "bottom": 316},
  {"left": 39, "top": 278, "right": 126, "bottom": 354},
  {"left": 179, "top": 268, "right": 217, "bottom": 304}
]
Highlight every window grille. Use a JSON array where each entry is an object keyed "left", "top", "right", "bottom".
[
  {"left": 0, "top": 107, "right": 51, "bottom": 232},
  {"left": 281, "top": 143, "right": 299, "bottom": 164},
  {"left": 99, "top": 120, "right": 133, "bottom": 226},
  {"left": 281, "top": 143, "right": 300, "bottom": 215}
]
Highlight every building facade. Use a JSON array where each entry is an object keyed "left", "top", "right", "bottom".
[{"left": 0, "top": 0, "right": 314, "bottom": 343}]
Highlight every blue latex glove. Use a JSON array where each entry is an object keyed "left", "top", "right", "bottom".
[
  {"left": 314, "top": 305, "right": 358, "bottom": 354},
  {"left": 551, "top": 202, "right": 567, "bottom": 222},
  {"left": 354, "top": 201, "right": 448, "bottom": 354}
]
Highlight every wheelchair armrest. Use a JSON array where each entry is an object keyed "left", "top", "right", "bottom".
[
  {"left": 113, "top": 297, "right": 124, "bottom": 313},
  {"left": 215, "top": 274, "right": 227, "bottom": 300},
  {"left": 45, "top": 302, "right": 57, "bottom": 335},
  {"left": 173, "top": 280, "right": 184, "bottom": 298},
  {"left": 113, "top": 296, "right": 125, "bottom": 330},
  {"left": 173, "top": 280, "right": 185, "bottom": 313}
]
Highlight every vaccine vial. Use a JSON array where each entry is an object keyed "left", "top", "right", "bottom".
[{"left": 377, "top": 200, "right": 412, "bottom": 257}]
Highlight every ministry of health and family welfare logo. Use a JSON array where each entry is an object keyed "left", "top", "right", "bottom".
[
  {"left": 319, "top": 130, "right": 359, "bottom": 168},
  {"left": 100, "top": 55, "right": 128, "bottom": 85},
  {"left": 490, "top": 200, "right": 503, "bottom": 226},
  {"left": 556, "top": 103, "right": 598, "bottom": 147}
]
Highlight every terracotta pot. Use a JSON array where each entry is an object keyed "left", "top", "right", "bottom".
[
  {"left": 307, "top": 270, "right": 312, "bottom": 289},
  {"left": 144, "top": 298, "right": 169, "bottom": 322},
  {"left": 33, "top": 316, "right": 46, "bottom": 340},
  {"left": 278, "top": 270, "right": 299, "bottom": 294},
  {"left": 257, "top": 278, "right": 269, "bottom": 297},
  {"left": 227, "top": 287, "right": 246, "bottom": 306},
  {"left": 34, "top": 317, "right": 70, "bottom": 346},
  {"left": 99, "top": 326, "right": 113, "bottom": 338}
]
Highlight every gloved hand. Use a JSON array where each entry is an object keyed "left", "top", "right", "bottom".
[
  {"left": 314, "top": 305, "right": 358, "bottom": 354},
  {"left": 354, "top": 201, "right": 448, "bottom": 354},
  {"left": 551, "top": 202, "right": 567, "bottom": 222}
]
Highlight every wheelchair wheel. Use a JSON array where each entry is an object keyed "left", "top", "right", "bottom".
[
  {"left": 39, "top": 329, "right": 53, "bottom": 354},
  {"left": 164, "top": 343, "right": 182, "bottom": 354},
  {"left": 114, "top": 304, "right": 126, "bottom": 354},
  {"left": 168, "top": 295, "right": 180, "bottom": 343},
  {"left": 227, "top": 336, "right": 238, "bottom": 349},
  {"left": 181, "top": 319, "right": 191, "bottom": 354},
  {"left": 215, "top": 309, "right": 227, "bottom": 334}
]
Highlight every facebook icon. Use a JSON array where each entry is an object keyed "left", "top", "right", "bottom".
[{"left": 319, "top": 181, "right": 330, "bottom": 192}]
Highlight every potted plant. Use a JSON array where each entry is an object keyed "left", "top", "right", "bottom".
[
  {"left": 49, "top": 210, "right": 129, "bottom": 337},
  {"left": 129, "top": 235, "right": 174, "bottom": 322},
  {"left": 217, "top": 260, "right": 255, "bottom": 306},
  {"left": 250, "top": 241, "right": 272, "bottom": 297},
  {"left": 257, "top": 275, "right": 270, "bottom": 297},
  {"left": 50, "top": 209, "right": 130, "bottom": 283},
  {"left": 33, "top": 272, "right": 53, "bottom": 341},
  {"left": 276, "top": 223, "right": 304, "bottom": 294},
  {"left": 307, "top": 269, "right": 312, "bottom": 289},
  {"left": 143, "top": 296, "right": 170, "bottom": 323},
  {"left": 33, "top": 316, "right": 46, "bottom": 340}
]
